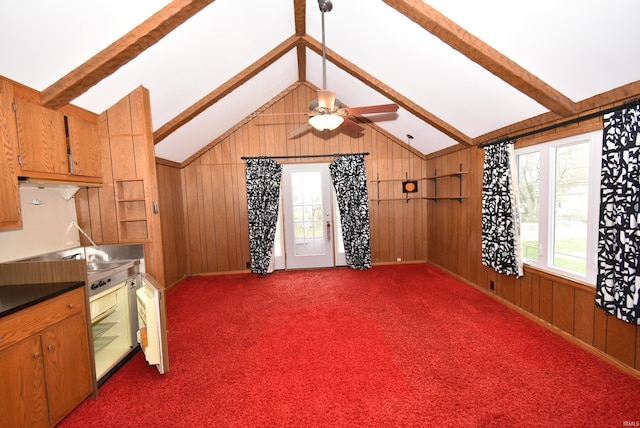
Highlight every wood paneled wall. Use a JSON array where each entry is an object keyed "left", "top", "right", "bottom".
[
  {"left": 76, "top": 87, "right": 165, "bottom": 284},
  {"left": 156, "top": 163, "right": 188, "bottom": 287},
  {"left": 426, "top": 120, "right": 640, "bottom": 377},
  {"left": 156, "top": 82, "right": 428, "bottom": 281}
]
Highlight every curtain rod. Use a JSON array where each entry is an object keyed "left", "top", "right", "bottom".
[
  {"left": 241, "top": 152, "right": 369, "bottom": 160},
  {"left": 478, "top": 97, "right": 640, "bottom": 149}
]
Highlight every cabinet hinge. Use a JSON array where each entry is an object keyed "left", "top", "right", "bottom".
[{"left": 17, "top": 154, "right": 22, "bottom": 165}]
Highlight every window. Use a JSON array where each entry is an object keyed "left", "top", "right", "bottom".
[{"left": 515, "top": 130, "right": 602, "bottom": 284}]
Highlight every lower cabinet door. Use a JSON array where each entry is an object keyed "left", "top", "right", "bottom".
[
  {"left": 41, "top": 313, "right": 93, "bottom": 425},
  {"left": 0, "top": 335, "right": 49, "bottom": 428}
]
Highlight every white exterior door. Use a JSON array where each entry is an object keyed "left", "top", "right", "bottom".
[{"left": 275, "top": 163, "right": 345, "bottom": 269}]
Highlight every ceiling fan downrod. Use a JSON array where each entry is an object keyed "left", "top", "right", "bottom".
[{"left": 318, "top": 0, "right": 333, "bottom": 90}]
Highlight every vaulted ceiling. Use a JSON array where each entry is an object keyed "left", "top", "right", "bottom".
[{"left": 2, "top": 0, "right": 639, "bottom": 164}]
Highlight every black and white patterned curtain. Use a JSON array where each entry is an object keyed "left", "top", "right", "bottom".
[
  {"left": 596, "top": 101, "right": 640, "bottom": 325},
  {"left": 329, "top": 155, "right": 372, "bottom": 270},
  {"left": 481, "top": 140, "right": 523, "bottom": 277},
  {"left": 245, "top": 158, "right": 282, "bottom": 274}
]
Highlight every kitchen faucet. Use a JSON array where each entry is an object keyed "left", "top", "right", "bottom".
[{"left": 62, "top": 252, "right": 83, "bottom": 260}]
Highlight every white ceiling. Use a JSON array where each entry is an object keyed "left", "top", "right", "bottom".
[{"left": 1, "top": 0, "right": 639, "bottom": 163}]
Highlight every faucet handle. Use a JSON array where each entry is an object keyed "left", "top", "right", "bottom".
[{"left": 62, "top": 252, "right": 83, "bottom": 260}]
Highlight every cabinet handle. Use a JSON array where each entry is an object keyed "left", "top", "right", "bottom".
[
  {"left": 47, "top": 344, "right": 55, "bottom": 351},
  {"left": 68, "top": 303, "right": 75, "bottom": 309},
  {"left": 33, "top": 352, "right": 40, "bottom": 359}
]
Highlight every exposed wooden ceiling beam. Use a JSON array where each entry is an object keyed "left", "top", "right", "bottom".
[
  {"left": 154, "top": 35, "right": 301, "bottom": 144},
  {"left": 293, "top": 0, "right": 306, "bottom": 36},
  {"left": 382, "top": 0, "right": 578, "bottom": 117},
  {"left": 296, "top": 45, "right": 307, "bottom": 83},
  {"left": 40, "top": 0, "right": 215, "bottom": 110},
  {"left": 473, "top": 80, "right": 640, "bottom": 146},
  {"left": 302, "top": 35, "right": 472, "bottom": 146},
  {"left": 294, "top": 0, "right": 306, "bottom": 82}
]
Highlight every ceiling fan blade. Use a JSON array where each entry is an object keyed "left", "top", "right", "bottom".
[
  {"left": 289, "top": 122, "right": 312, "bottom": 138},
  {"left": 317, "top": 90, "right": 336, "bottom": 109},
  {"left": 259, "top": 112, "right": 309, "bottom": 116},
  {"left": 341, "top": 117, "right": 365, "bottom": 134},
  {"left": 345, "top": 103, "right": 399, "bottom": 116}
]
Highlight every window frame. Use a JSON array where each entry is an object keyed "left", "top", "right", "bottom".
[{"left": 515, "top": 130, "right": 602, "bottom": 285}]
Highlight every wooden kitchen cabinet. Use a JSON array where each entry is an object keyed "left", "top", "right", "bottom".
[
  {"left": 13, "top": 95, "right": 102, "bottom": 183},
  {"left": 0, "top": 287, "right": 93, "bottom": 427},
  {"left": 14, "top": 96, "right": 69, "bottom": 176},
  {"left": 0, "top": 335, "right": 47, "bottom": 427},
  {"left": 0, "top": 79, "right": 22, "bottom": 229},
  {"left": 67, "top": 115, "right": 102, "bottom": 178}
]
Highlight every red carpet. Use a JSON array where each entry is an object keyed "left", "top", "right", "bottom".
[{"left": 59, "top": 264, "right": 640, "bottom": 427}]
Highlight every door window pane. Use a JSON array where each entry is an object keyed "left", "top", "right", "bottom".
[
  {"left": 552, "top": 142, "right": 589, "bottom": 274},
  {"left": 291, "top": 171, "right": 324, "bottom": 256},
  {"left": 518, "top": 151, "right": 540, "bottom": 261}
]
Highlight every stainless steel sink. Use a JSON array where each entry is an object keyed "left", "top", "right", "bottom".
[
  {"left": 86, "top": 259, "right": 139, "bottom": 285},
  {"left": 86, "top": 261, "right": 128, "bottom": 272}
]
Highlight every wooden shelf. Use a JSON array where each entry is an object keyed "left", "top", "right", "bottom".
[
  {"left": 425, "top": 171, "right": 468, "bottom": 180},
  {"left": 426, "top": 164, "right": 466, "bottom": 203},
  {"left": 426, "top": 197, "right": 469, "bottom": 202},
  {"left": 370, "top": 197, "right": 424, "bottom": 203},
  {"left": 369, "top": 178, "right": 423, "bottom": 183},
  {"left": 114, "top": 179, "right": 149, "bottom": 241}
]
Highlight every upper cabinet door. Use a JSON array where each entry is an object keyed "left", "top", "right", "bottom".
[
  {"left": 0, "top": 80, "right": 22, "bottom": 230},
  {"left": 67, "top": 115, "right": 102, "bottom": 179},
  {"left": 14, "top": 97, "right": 68, "bottom": 175}
]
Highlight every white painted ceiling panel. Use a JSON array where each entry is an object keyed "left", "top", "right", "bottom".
[
  {"left": 0, "top": 0, "right": 170, "bottom": 90},
  {"left": 1, "top": 0, "right": 639, "bottom": 162},
  {"left": 154, "top": 50, "right": 300, "bottom": 163},
  {"left": 425, "top": 0, "right": 640, "bottom": 100},
  {"left": 73, "top": 0, "right": 295, "bottom": 126}
]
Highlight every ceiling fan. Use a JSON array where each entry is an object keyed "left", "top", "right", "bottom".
[{"left": 290, "top": 0, "right": 399, "bottom": 137}]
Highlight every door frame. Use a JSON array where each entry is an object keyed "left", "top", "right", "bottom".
[{"left": 272, "top": 162, "right": 346, "bottom": 270}]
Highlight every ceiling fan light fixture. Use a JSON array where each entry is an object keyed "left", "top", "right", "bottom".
[{"left": 309, "top": 114, "right": 344, "bottom": 131}]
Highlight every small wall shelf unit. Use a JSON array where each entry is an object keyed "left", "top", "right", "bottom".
[
  {"left": 426, "top": 164, "right": 468, "bottom": 203},
  {"left": 114, "top": 179, "right": 149, "bottom": 241},
  {"left": 369, "top": 173, "right": 424, "bottom": 204}
]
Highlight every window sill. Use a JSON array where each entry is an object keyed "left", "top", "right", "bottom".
[{"left": 522, "top": 263, "right": 596, "bottom": 293}]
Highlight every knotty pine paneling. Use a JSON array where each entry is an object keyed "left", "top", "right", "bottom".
[
  {"left": 574, "top": 288, "right": 595, "bottom": 345},
  {"left": 552, "top": 282, "right": 574, "bottom": 334},
  {"left": 427, "top": 143, "right": 640, "bottom": 376},
  {"left": 169, "top": 83, "right": 427, "bottom": 274},
  {"left": 606, "top": 316, "right": 638, "bottom": 368},
  {"left": 501, "top": 274, "right": 516, "bottom": 304},
  {"left": 519, "top": 274, "right": 532, "bottom": 313},
  {"left": 426, "top": 148, "right": 478, "bottom": 277},
  {"left": 156, "top": 163, "right": 187, "bottom": 287},
  {"left": 530, "top": 274, "right": 541, "bottom": 318}
]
